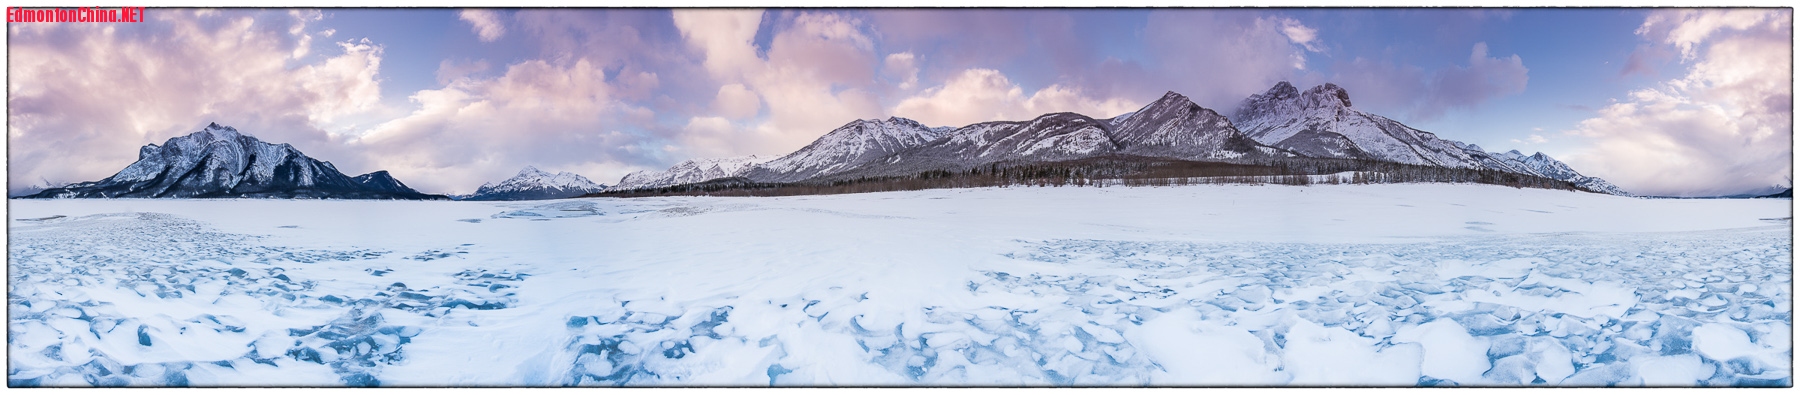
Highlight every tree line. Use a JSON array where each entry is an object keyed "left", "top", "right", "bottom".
[{"left": 587, "top": 155, "right": 1595, "bottom": 198}]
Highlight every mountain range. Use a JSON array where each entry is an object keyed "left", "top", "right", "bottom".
[
  {"left": 614, "top": 82, "right": 1628, "bottom": 196},
  {"left": 611, "top": 155, "right": 774, "bottom": 192},
  {"left": 22, "top": 123, "right": 445, "bottom": 199},
  {"left": 810, "top": 92, "right": 1285, "bottom": 182},
  {"left": 20, "top": 82, "right": 1629, "bottom": 200}
]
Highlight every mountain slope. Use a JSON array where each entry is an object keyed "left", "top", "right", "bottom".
[
  {"left": 24, "top": 123, "right": 445, "bottom": 199},
  {"left": 740, "top": 117, "right": 950, "bottom": 183},
  {"left": 463, "top": 166, "right": 607, "bottom": 201},
  {"left": 1487, "top": 150, "right": 1629, "bottom": 196},
  {"left": 1109, "top": 91, "right": 1280, "bottom": 160},
  {"left": 609, "top": 155, "right": 773, "bottom": 191}
]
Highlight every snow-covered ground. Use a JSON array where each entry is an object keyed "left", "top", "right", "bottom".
[{"left": 7, "top": 184, "right": 1791, "bottom": 386}]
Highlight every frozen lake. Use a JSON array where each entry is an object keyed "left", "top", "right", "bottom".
[{"left": 7, "top": 183, "right": 1792, "bottom": 386}]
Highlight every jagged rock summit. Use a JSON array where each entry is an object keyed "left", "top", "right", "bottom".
[{"left": 23, "top": 123, "right": 445, "bottom": 199}]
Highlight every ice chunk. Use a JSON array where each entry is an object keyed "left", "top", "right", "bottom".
[
  {"left": 1631, "top": 354, "right": 1710, "bottom": 386},
  {"left": 1465, "top": 273, "right": 1638, "bottom": 319},
  {"left": 1078, "top": 324, "right": 1124, "bottom": 344},
  {"left": 1123, "top": 309, "right": 1284, "bottom": 385},
  {"left": 1391, "top": 319, "right": 1489, "bottom": 384},
  {"left": 1483, "top": 354, "right": 1535, "bottom": 384},
  {"left": 1527, "top": 338, "right": 1575, "bottom": 384},
  {"left": 1282, "top": 319, "right": 1421, "bottom": 385},
  {"left": 1693, "top": 323, "right": 1761, "bottom": 362}
]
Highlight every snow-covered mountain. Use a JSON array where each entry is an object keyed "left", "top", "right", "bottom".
[
  {"left": 822, "top": 93, "right": 1284, "bottom": 180},
  {"left": 1232, "top": 82, "right": 1487, "bottom": 168},
  {"left": 1484, "top": 149, "right": 1629, "bottom": 196},
  {"left": 839, "top": 112, "right": 1124, "bottom": 178},
  {"left": 741, "top": 117, "right": 951, "bottom": 183},
  {"left": 604, "top": 83, "right": 1625, "bottom": 196},
  {"left": 22, "top": 123, "right": 444, "bottom": 199},
  {"left": 609, "top": 155, "right": 774, "bottom": 191},
  {"left": 1232, "top": 82, "right": 1629, "bottom": 195},
  {"left": 462, "top": 166, "right": 607, "bottom": 201}
]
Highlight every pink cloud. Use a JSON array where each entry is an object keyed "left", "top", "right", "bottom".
[
  {"left": 7, "top": 10, "right": 384, "bottom": 194},
  {"left": 892, "top": 68, "right": 1138, "bottom": 128},
  {"left": 1565, "top": 9, "right": 1791, "bottom": 196},
  {"left": 353, "top": 58, "right": 653, "bottom": 194}
]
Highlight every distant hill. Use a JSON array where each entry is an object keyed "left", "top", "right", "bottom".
[{"left": 460, "top": 166, "right": 607, "bottom": 201}]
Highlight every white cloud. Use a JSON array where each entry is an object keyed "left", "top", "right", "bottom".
[
  {"left": 713, "top": 84, "right": 762, "bottom": 120},
  {"left": 672, "top": 10, "right": 887, "bottom": 156},
  {"left": 458, "top": 9, "right": 507, "bottom": 42},
  {"left": 301, "top": 39, "right": 385, "bottom": 123},
  {"left": 1277, "top": 17, "right": 1324, "bottom": 53},
  {"left": 884, "top": 52, "right": 920, "bottom": 90},
  {"left": 669, "top": 9, "right": 764, "bottom": 81},
  {"left": 892, "top": 68, "right": 1138, "bottom": 128},
  {"left": 678, "top": 116, "right": 758, "bottom": 160},
  {"left": 1639, "top": 8, "right": 1782, "bottom": 60},
  {"left": 1510, "top": 134, "right": 1548, "bottom": 144},
  {"left": 1565, "top": 9, "right": 1791, "bottom": 196}
]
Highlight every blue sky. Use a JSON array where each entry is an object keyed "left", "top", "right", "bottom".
[{"left": 7, "top": 8, "right": 1791, "bottom": 196}]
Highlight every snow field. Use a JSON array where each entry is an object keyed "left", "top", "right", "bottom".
[{"left": 7, "top": 184, "right": 1791, "bottom": 386}]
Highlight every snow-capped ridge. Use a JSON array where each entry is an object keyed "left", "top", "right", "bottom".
[
  {"left": 609, "top": 155, "right": 776, "bottom": 191},
  {"left": 1482, "top": 149, "right": 1628, "bottom": 196},
  {"left": 464, "top": 165, "right": 607, "bottom": 200},
  {"left": 23, "top": 123, "right": 443, "bottom": 199},
  {"left": 618, "top": 81, "right": 1625, "bottom": 196},
  {"left": 740, "top": 116, "right": 951, "bottom": 183}
]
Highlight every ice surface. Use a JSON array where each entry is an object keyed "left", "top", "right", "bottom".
[{"left": 7, "top": 184, "right": 1790, "bottom": 386}]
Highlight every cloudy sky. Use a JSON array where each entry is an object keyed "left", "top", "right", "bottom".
[{"left": 6, "top": 8, "right": 1791, "bottom": 196}]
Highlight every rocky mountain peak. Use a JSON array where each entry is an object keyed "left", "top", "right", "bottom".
[
  {"left": 1300, "top": 83, "right": 1352, "bottom": 108},
  {"left": 1264, "top": 81, "right": 1301, "bottom": 100},
  {"left": 23, "top": 123, "right": 442, "bottom": 199}
]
